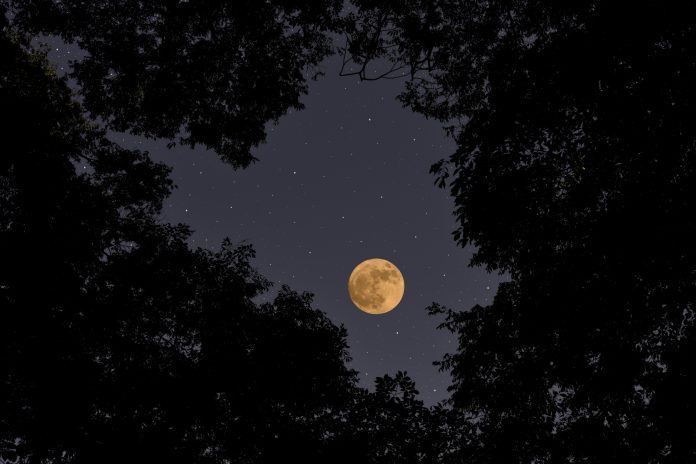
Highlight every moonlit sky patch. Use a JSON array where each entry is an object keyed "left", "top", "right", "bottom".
[{"left": 45, "top": 42, "right": 504, "bottom": 404}]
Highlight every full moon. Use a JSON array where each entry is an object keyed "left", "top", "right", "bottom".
[{"left": 348, "top": 258, "right": 405, "bottom": 314}]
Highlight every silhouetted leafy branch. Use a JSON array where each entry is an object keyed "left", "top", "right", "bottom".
[{"left": 7, "top": 0, "right": 344, "bottom": 168}]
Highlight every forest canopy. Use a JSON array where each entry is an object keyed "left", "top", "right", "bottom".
[{"left": 4, "top": 1, "right": 696, "bottom": 463}]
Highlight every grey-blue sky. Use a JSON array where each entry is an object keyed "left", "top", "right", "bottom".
[{"left": 48, "top": 38, "right": 503, "bottom": 404}]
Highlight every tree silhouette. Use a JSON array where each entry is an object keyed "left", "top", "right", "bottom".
[
  {"left": 1, "top": 19, "right": 363, "bottom": 463},
  {"left": 323, "top": 371, "right": 464, "bottom": 464},
  {"left": 10, "top": 0, "right": 696, "bottom": 460},
  {"left": 8, "top": 0, "right": 343, "bottom": 168},
  {"left": 346, "top": 1, "right": 696, "bottom": 462}
]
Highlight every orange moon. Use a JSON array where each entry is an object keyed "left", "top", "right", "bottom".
[{"left": 348, "top": 258, "right": 405, "bottom": 314}]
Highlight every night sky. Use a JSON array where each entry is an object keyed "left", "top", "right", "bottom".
[{"left": 49, "top": 44, "right": 504, "bottom": 405}]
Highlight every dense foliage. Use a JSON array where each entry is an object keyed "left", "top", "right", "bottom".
[
  {"left": 6, "top": 0, "right": 696, "bottom": 462},
  {"left": 1, "top": 18, "right": 357, "bottom": 462},
  {"left": 8, "top": 0, "right": 343, "bottom": 167},
  {"left": 346, "top": 1, "right": 696, "bottom": 462}
]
